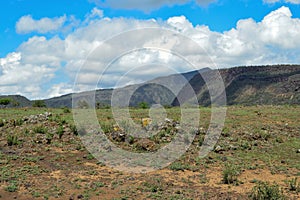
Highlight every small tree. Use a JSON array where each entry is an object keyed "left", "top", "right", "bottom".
[
  {"left": 32, "top": 100, "right": 46, "bottom": 108},
  {"left": 138, "top": 101, "right": 149, "bottom": 109},
  {"left": 0, "top": 98, "right": 12, "bottom": 108}
]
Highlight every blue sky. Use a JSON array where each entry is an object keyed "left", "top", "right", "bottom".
[{"left": 1, "top": 0, "right": 300, "bottom": 99}]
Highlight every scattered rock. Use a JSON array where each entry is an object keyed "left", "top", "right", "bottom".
[
  {"left": 110, "top": 132, "right": 126, "bottom": 142},
  {"left": 229, "top": 145, "right": 238, "bottom": 150},
  {"left": 221, "top": 156, "right": 228, "bottom": 162},
  {"left": 214, "top": 145, "right": 224, "bottom": 153},
  {"left": 69, "top": 195, "right": 75, "bottom": 200},
  {"left": 23, "top": 112, "right": 52, "bottom": 124},
  {"left": 34, "top": 134, "right": 48, "bottom": 144},
  {"left": 135, "top": 138, "right": 155, "bottom": 151}
]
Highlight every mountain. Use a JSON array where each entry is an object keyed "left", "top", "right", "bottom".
[
  {"left": 173, "top": 65, "right": 300, "bottom": 106},
  {"left": 0, "top": 95, "right": 31, "bottom": 107},
  {"left": 48, "top": 68, "right": 210, "bottom": 108},
  {"left": 1, "top": 65, "right": 299, "bottom": 108}
]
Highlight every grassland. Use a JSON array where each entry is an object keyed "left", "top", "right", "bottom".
[{"left": 0, "top": 106, "right": 299, "bottom": 199}]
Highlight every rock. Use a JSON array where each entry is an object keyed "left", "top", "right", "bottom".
[
  {"left": 110, "top": 132, "right": 126, "bottom": 142},
  {"left": 221, "top": 156, "right": 228, "bottom": 162},
  {"left": 34, "top": 134, "right": 48, "bottom": 144},
  {"left": 229, "top": 145, "right": 238, "bottom": 150},
  {"left": 174, "top": 125, "right": 181, "bottom": 131},
  {"left": 69, "top": 195, "right": 75, "bottom": 200},
  {"left": 135, "top": 138, "right": 155, "bottom": 151},
  {"left": 165, "top": 118, "right": 172, "bottom": 123},
  {"left": 77, "top": 194, "right": 84, "bottom": 199},
  {"left": 297, "top": 149, "right": 300, "bottom": 153},
  {"left": 23, "top": 112, "right": 52, "bottom": 124},
  {"left": 214, "top": 145, "right": 223, "bottom": 153}
]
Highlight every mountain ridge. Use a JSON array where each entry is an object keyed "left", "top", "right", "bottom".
[{"left": 1, "top": 65, "right": 299, "bottom": 108}]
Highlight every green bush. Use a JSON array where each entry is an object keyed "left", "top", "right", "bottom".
[
  {"left": 0, "top": 98, "right": 11, "bottom": 107},
  {"left": 287, "top": 178, "right": 299, "bottom": 192},
  {"left": 62, "top": 107, "right": 71, "bottom": 113},
  {"left": 33, "top": 126, "right": 47, "bottom": 134},
  {"left": 138, "top": 102, "right": 149, "bottom": 109},
  {"left": 46, "top": 132, "right": 54, "bottom": 144},
  {"left": 0, "top": 119, "right": 4, "bottom": 127},
  {"left": 222, "top": 163, "right": 240, "bottom": 185},
  {"left": 169, "top": 162, "right": 191, "bottom": 171},
  {"left": 32, "top": 100, "right": 46, "bottom": 108},
  {"left": 56, "top": 125, "right": 64, "bottom": 139},
  {"left": 7, "top": 135, "right": 19, "bottom": 146},
  {"left": 13, "top": 118, "right": 23, "bottom": 126},
  {"left": 5, "top": 181, "right": 18, "bottom": 192},
  {"left": 249, "top": 181, "right": 286, "bottom": 200},
  {"left": 70, "top": 124, "right": 78, "bottom": 135}
]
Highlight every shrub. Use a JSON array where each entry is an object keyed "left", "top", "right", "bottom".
[
  {"left": 126, "top": 135, "right": 135, "bottom": 144},
  {"left": 56, "top": 125, "right": 64, "bottom": 139},
  {"left": 7, "top": 135, "right": 19, "bottom": 146},
  {"left": 222, "top": 163, "right": 240, "bottom": 185},
  {"left": 5, "top": 181, "right": 18, "bottom": 192},
  {"left": 0, "top": 119, "right": 4, "bottom": 127},
  {"left": 14, "top": 118, "right": 23, "bottom": 126},
  {"left": 32, "top": 100, "right": 46, "bottom": 108},
  {"left": 138, "top": 102, "right": 149, "bottom": 109},
  {"left": 287, "top": 178, "right": 299, "bottom": 192},
  {"left": 70, "top": 124, "right": 78, "bottom": 135},
  {"left": 0, "top": 98, "right": 11, "bottom": 107},
  {"left": 33, "top": 126, "right": 47, "bottom": 134},
  {"left": 46, "top": 132, "right": 54, "bottom": 144},
  {"left": 101, "top": 122, "right": 114, "bottom": 134},
  {"left": 169, "top": 162, "right": 191, "bottom": 171},
  {"left": 62, "top": 107, "right": 71, "bottom": 113},
  {"left": 249, "top": 181, "right": 286, "bottom": 200}
]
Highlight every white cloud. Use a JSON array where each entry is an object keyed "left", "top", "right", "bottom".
[
  {"left": 89, "top": 0, "right": 216, "bottom": 11},
  {"left": 1, "top": 6, "right": 300, "bottom": 99},
  {"left": 264, "top": 0, "right": 300, "bottom": 4},
  {"left": 0, "top": 52, "right": 56, "bottom": 99},
  {"left": 16, "top": 15, "right": 67, "bottom": 34}
]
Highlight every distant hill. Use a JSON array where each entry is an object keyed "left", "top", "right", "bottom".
[
  {"left": 173, "top": 65, "right": 300, "bottom": 106},
  {"left": 1, "top": 65, "right": 299, "bottom": 108},
  {"left": 47, "top": 68, "right": 210, "bottom": 108},
  {"left": 0, "top": 95, "right": 31, "bottom": 108}
]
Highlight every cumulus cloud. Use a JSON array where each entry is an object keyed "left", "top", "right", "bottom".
[
  {"left": 89, "top": 0, "right": 216, "bottom": 11},
  {"left": 0, "top": 52, "right": 56, "bottom": 99},
  {"left": 264, "top": 0, "right": 300, "bottom": 4},
  {"left": 1, "top": 6, "right": 300, "bottom": 99},
  {"left": 16, "top": 15, "right": 67, "bottom": 34}
]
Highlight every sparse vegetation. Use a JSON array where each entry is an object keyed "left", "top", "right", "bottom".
[
  {"left": 33, "top": 125, "right": 48, "bottom": 134},
  {"left": 222, "top": 163, "right": 240, "bottom": 185},
  {"left": 5, "top": 181, "right": 18, "bottom": 192},
  {"left": 0, "top": 105, "right": 299, "bottom": 199},
  {"left": 56, "top": 125, "right": 64, "bottom": 139},
  {"left": 7, "top": 135, "right": 19, "bottom": 146},
  {"left": 249, "top": 181, "right": 286, "bottom": 200},
  {"left": 62, "top": 106, "right": 71, "bottom": 113},
  {"left": 287, "top": 178, "right": 300, "bottom": 192}
]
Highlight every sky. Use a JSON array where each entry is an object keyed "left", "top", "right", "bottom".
[{"left": 0, "top": 0, "right": 300, "bottom": 99}]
